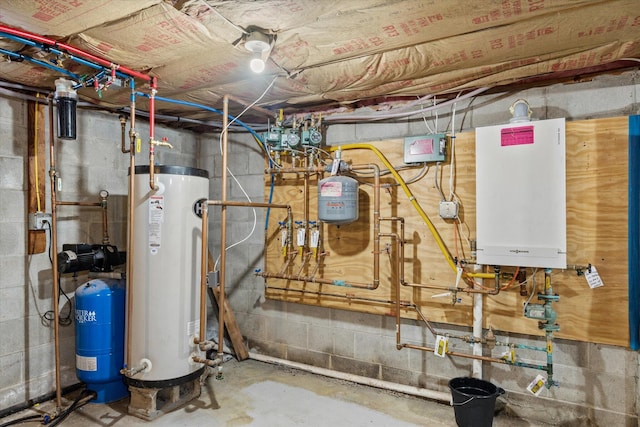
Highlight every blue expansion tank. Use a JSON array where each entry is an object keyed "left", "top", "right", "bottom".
[{"left": 75, "top": 278, "right": 128, "bottom": 403}]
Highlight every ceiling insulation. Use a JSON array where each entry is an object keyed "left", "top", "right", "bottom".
[{"left": 0, "top": 0, "right": 638, "bottom": 127}]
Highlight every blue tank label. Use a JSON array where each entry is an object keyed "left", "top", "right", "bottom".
[{"left": 76, "top": 309, "right": 97, "bottom": 323}]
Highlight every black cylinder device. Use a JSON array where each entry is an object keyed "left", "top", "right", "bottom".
[
  {"left": 57, "top": 243, "right": 125, "bottom": 274},
  {"left": 54, "top": 78, "right": 77, "bottom": 140}
]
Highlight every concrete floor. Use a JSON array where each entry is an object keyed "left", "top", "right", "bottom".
[{"left": 2, "top": 359, "right": 550, "bottom": 426}]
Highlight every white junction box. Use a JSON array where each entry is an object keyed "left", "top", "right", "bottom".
[
  {"left": 29, "top": 212, "right": 52, "bottom": 230},
  {"left": 475, "top": 118, "right": 566, "bottom": 269},
  {"left": 439, "top": 200, "right": 459, "bottom": 219}
]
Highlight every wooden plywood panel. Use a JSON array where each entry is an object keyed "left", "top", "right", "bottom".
[
  {"left": 27, "top": 100, "right": 46, "bottom": 255},
  {"left": 263, "top": 117, "right": 629, "bottom": 346}
]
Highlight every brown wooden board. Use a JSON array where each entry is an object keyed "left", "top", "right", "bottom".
[
  {"left": 208, "top": 250, "right": 249, "bottom": 360},
  {"left": 27, "top": 100, "right": 46, "bottom": 255},
  {"left": 263, "top": 117, "right": 629, "bottom": 346}
]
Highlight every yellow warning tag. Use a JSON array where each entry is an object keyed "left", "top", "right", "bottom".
[{"left": 136, "top": 137, "right": 141, "bottom": 153}]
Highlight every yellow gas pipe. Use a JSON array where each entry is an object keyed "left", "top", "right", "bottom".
[{"left": 327, "top": 144, "right": 494, "bottom": 280}]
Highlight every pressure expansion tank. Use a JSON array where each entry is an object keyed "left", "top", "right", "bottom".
[
  {"left": 318, "top": 175, "right": 359, "bottom": 225},
  {"left": 128, "top": 165, "right": 209, "bottom": 388},
  {"left": 75, "top": 278, "right": 128, "bottom": 403}
]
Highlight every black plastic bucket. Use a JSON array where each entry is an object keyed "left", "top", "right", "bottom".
[{"left": 449, "top": 377, "right": 505, "bottom": 427}]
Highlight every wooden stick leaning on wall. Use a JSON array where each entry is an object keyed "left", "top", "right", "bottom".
[{"left": 207, "top": 249, "right": 249, "bottom": 360}]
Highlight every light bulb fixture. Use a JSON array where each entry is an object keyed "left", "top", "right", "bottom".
[
  {"left": 250, "top": 52, "right": 266, "bottom": 73},
  {"left": 244, "top": 30, "right": 271, "bottom": 74}
]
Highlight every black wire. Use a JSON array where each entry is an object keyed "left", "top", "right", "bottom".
[
  {"left": 48, "top": 389, "right": 96, "bottom": 427},
  {"left": 0, "top": 414, "right": 40, "bottom": 427},
  {"left": 42, "top": 276, "right": 73, "bottom": 326},
  {"left": 44, "top": 220, "right": 52, "bottom": 264},
  {"left": 41, "top": 221, "right": 73, "bottom": 326}
]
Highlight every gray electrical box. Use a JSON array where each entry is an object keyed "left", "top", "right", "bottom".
[{"left": 404, "top": 133, "right": 447, "bottom": 163}]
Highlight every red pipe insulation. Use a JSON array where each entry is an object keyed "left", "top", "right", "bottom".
[{"left": 0, "top": 24, "right": 151, "bottom": 82}]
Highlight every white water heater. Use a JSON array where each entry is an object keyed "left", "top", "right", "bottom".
[{"left": 128, "top": 165, "right": 208, "bottom": 387}]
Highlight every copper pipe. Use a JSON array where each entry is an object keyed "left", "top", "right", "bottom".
[
  {"left": 125, "top": 79, "right": 137, "bottom": 370},
  {"left": 402, "top": 282, "right": 456, "bottom": 291},
  {"left": 302, "top": 155, "right": 310, "bottom": 261},
  {"left": 266, "top": 166, "right": 325, "bottom": 174},
  {"left": 381, "top": 231, "right": 402, "bottom": 350},
  {"left": 119, "top": 115, "right": 129, "bottom": 153},
  {"left": 264, "top": 284, "right": 400, "bottom": 305},
  {"left": 378, "top": 231, "right": 405, "bottom": 347},
  {"left": 149, "top": 149, "right": 156, "bottom": 190},
  {"left": 101, "top": 192, "right": 110, "bottom": 245},
  {"left": 350, "top": 164, "right": 380, "bottom": 289},
  {"left": 380, "top": 216, "right": 405, "bottom": 289},
  {"left": 279, "top": 252, "right": 296, "bottom": 275},
  {"left": 411, "top": 303, "right": 439, "bottom": 336},
  {"left": 218, "top": 95, "right": 230, "bottom": 361},
  {"left": 308, "top": 250, "right": 324, "bottom": 281},
  {"left": 258, "top": 270, "right": 373, "bottom": 288},
  {"left": 295, "top": 252, "right": 312, "bottom": 280},
  {"left": 54, "top": 197, "right": 109, "bottom": 244},
  {"left": 401, "top": 277, "right": 502, "bottom": 294},
  {"left": 192, "top": 355, "right": 222, "bottom": 367},
  {"left": 55, "top": 201, "right": 101, "bottom": 206},
  {"left": 148, "top": 77, "right": 158, "bottom": 191},
  {"left": 208, "top": 200, "right": 290, "bottom": 210},
  {"left": 401, "top": 343, "right": 509, "bottom": 364},
  {"left": 199, "top": 203, "right": 208, "bottom": 343},
  {"left": 201, "top": 199, "right": 293, "bottom": 341},
  {"left": 48, "top": 96, "right": 62, "bottom": 409}
]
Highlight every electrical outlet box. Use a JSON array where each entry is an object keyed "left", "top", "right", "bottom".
[
  {"left": 439, "top": 201, "right": 458, "bottom": 219},
  {"left": 29, "top": 212, "right": 52, "bottom": 230},
  {"left": 404, "top": 133, "right": 447, "bottom": 164}
]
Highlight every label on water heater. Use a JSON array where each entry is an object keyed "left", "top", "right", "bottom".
[
  {"left": 149, "top": 196, "right": 165, "bottom": 222},
  {"left": 149, "top": 195, "right": 164, "bottom": 252},
  {"left": 76, "top": 354, "right": 97, "bottom": 372}
]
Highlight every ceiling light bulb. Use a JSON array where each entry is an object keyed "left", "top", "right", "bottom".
[{"left": 250, "top": 55, "right": 266, "bottom": 73}]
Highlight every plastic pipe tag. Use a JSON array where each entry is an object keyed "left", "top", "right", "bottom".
[
  {"left": 455, "top": 267, "right": 463, "bottom": 288},
  {"left": 584, "top": 265, "right": 604, "bottom": 289},
  {"left": 310, "top": 230, "right": 320, "bottom": 248},
  {"left": 527, "top": 374, "right": 546, "bottom": 396},
  {"left": 281, "top": 230, "right": 287, "bottom": 247},
  {"left": 434, "top": 335, "right": 448, "bottom": 358},
  {"left": 297, "top": 228, "right": 306, "bottom": 246}
]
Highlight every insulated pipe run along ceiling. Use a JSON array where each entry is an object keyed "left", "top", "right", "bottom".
[{"left": 0, "top": 0, "right": 638, "bottom": 126}]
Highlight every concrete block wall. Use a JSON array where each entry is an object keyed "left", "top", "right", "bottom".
[
  {"left": 0, "top": 97, "right": 199, "bottom": 412},
  {"left": 208, "top": 70, "right": 640, "bottom": 426}
]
